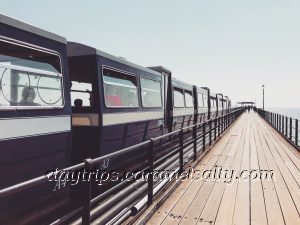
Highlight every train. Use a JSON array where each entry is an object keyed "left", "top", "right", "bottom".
[{"left": 0, "top": 14, "right": 231, "bottom": 224}]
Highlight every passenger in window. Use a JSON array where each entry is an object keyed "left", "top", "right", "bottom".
[
  {"left": 74, "top": 99, "right": 83, "bottom": 108},
  {"left": 105, "top": 85, "right": 122, "bottom": 107},
  {"left": 20, "top": 87, "right": 40, "bottom": 106},
  {"left": 123, "top": 89, "right": 137, "bottom": 107}
]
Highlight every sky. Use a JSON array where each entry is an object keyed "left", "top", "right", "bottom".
[{"left": 1, "top": 0, "right": 300, "bottom": 108}]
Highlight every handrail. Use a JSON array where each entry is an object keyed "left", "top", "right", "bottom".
[
  {"left": 0, "top": 108, "right": 244, "bottom": 225},
  {"left": 257, "top": 109, "right": 299, "bottom": 149}
]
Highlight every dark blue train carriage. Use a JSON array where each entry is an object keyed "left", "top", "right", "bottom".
[
  {"left": 0, "top": 14, "right": 71, "bottom": 224},
  {"left": 67, "top": 42, "right": 167, "bottom": 172}
]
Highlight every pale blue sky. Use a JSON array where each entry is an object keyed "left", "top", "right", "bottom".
[{"left": 1, "top": 0, "right": 299, "bottom": 107}]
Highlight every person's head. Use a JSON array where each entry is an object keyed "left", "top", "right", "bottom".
[
  {"left": 22, "top": 87, "right": 36, "bottom": 102},
  {"left": 74, "top": 99, "right": 83, "bottom": 108}
]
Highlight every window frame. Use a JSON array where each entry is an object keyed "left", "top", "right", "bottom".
[
  {"left": 140, "top": 76, "right": 163, "bottom": 108},
  {"left": 184, "top": 90, "right": 194, "bottom": 108},
  {"left": 173, "top": 87, "right": 185, "bottom": 108},
  {"left": 210, "top": 98, "right": 216, "bottom": 107},
  {"left": 102, "top": 66, "right": 139, "bottom": 109},
  {"left": 197, "top": 93, "right": 204, "bottom": 108},
  {"left": 203, "top": 94, "right": 208, "bottom": 108},
  {"left": 70, "top": 81, "right": 93, "bottom": 108},
  {"left": 0, "top": 36, "right": 64, "bottom": 110}
]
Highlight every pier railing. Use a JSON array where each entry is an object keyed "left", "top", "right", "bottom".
[
  {"left": 0, "top": 108, "right": 244, "bottom": 225},
  {"left": 258, "top": 109, "right": 299, "bottom": 149}
]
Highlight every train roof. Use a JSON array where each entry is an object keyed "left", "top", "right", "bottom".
[
  {"left": 67, "top": 41, "right": 161, "bottom": 76},
  {"left": 0, "top": 13, "right": 66, "bottom": 44},
  {"left": 147, "top": 66, "right": 172, "bottom": 75},
  {"left": 195, "top": 86, "right": 209, "bottom": 94},
  {"left": 171, "top": 77, "right": 193, "bottom": 90}
]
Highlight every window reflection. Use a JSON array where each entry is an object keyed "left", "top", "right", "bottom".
[{"left": 141, "top": 78, "right": 162, "bottom": 108}]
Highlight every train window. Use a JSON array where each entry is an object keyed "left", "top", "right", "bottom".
[
  {"left": 103, "top": 68, "right": 138, "bottom": 108},
  {"left": 0, "top": 40, "right": 63, "bottom": 108},
  {"left": 211, "top": 98, "right": 215, "bottom": 107},
  {"left": 203, "top": 94, "right": 208, "bottom": 107},
  {"left": 71, "top": 82, "right": 92, "bottom": 107},
  {"left": 218, "top": 99, "right": 222, "bottom": 108},
  {"left": 185, "top": 91, "right": 193, "bottom": 107},
  {"left": 0, "top": 39, "right": 61, "bottom": 73},
  {"left": 173, "top": 88, "right": 184, "bottom": 107},
  {"left": 140, "top": 77, "right": 162, "bottom": 108},
  {"left": 198, "top": 93, "right": 204, "bottom": 107}
]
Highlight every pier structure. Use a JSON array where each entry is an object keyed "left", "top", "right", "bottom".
[{"left": 137, "top": 111, "right": 300, "bottom": 225}]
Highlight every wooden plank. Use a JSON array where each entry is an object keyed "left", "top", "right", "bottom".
[
  {"left": 212, "top": 116, "right": 248, "bottom": 225},
  {"left": 256, "top": 116, "right": 300, "bottom": 216},
  {"left": 150, "top": 114, "right": 244, "bottom": 225},
  {"left": 256, "top": 116, "right": 300, "bottom": 225},
  {"left": 232, "top": 117, "right": 251, "bottom": 225},
  {"left": 146, "top": 156, "right": 212, "bottom": 225},
  {"left": 198, "top": 142, "right": 245, "bottom": 225},
  {"left": 252, "top": 117, "right": 285, "bottom": 225},
  {"left": 249, "top": 115, "right": 268, "bottom": 225},
  {"left": 179, "top": 117, "right": 247, "bottom": 225},
  {"left": 258, "top": 118, "right": 300, "bottom": 172},
  {"left": 146, "top": 122, "right": 236, "bottom": 225},
  {"left": 263, "top": 119, "right": 300, "bottom": 160},
  {"left": 146, "top": 115, "right": 241, "bottom": 225}
]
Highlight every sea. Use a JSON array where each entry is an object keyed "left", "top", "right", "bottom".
[{"left": 266, "top": 107, "right": 300, "bottom": 120}]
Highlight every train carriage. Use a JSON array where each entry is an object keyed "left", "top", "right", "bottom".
[
  {"left": 0, "top": 14, "right": 72, "bottom": 224},
  {"left": 170, "top": 78, "right": 195, "bottom": 131},
  {"left": 67, "top": 42, "right": 167, "bottom": 172}
]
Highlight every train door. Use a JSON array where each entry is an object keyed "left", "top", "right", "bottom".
[{"left": 68, "top": 55, "right": 100, "bottom": 164}]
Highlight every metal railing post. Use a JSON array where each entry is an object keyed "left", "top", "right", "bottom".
[
  {"left": 282, "top": 115, "right": 284, "bottom": 134},
  {"left": 218, "top": 116, "right": 220, "bottom": 137},
  {"left": 147, "top": 138, "right": 154, "bottom": 206},
  {"left": 280, "top": 115, "right": 282, "bottom": 133},
  {"left": 296, "top": 119, "right": 299, "bottom": 147},
  {"left": 193, "top": 124, "right": 197, "bottom": 161},
  {"left": 272, "top": 113, "right": 274, "bottom": 125},
  {"left": 279, "top": 115, "right": 281, "bottom": 132},
  {"left": 285, "top": 116, "right": 288, "bottom": 137},
  {"left": 82, "top": 158, "right": 93, "bottom": 225},
  {"left": 179, "top": 129, "right": 184, "bottom": 172},
  {"left": 209, "top": 119, "right": 212, "bottom": 146},
  {"left": 226, "top": 114, "right": 228, "bottom": 129},
  {"left": 290, "top": 117, "right": 292, "bottom": 141},
  {"left": 222, "top": 115, "right": 224, "bottom": 133},
  {"left": 214, "top": 118, "right": 217, "bottom": 141},
  {"left": 202, "top": 122, "right": 206, "bottom": 151}
]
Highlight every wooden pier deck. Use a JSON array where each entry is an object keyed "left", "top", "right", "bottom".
[{"left": 144, "top": 111, "right": 300, "bottom": 225}]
